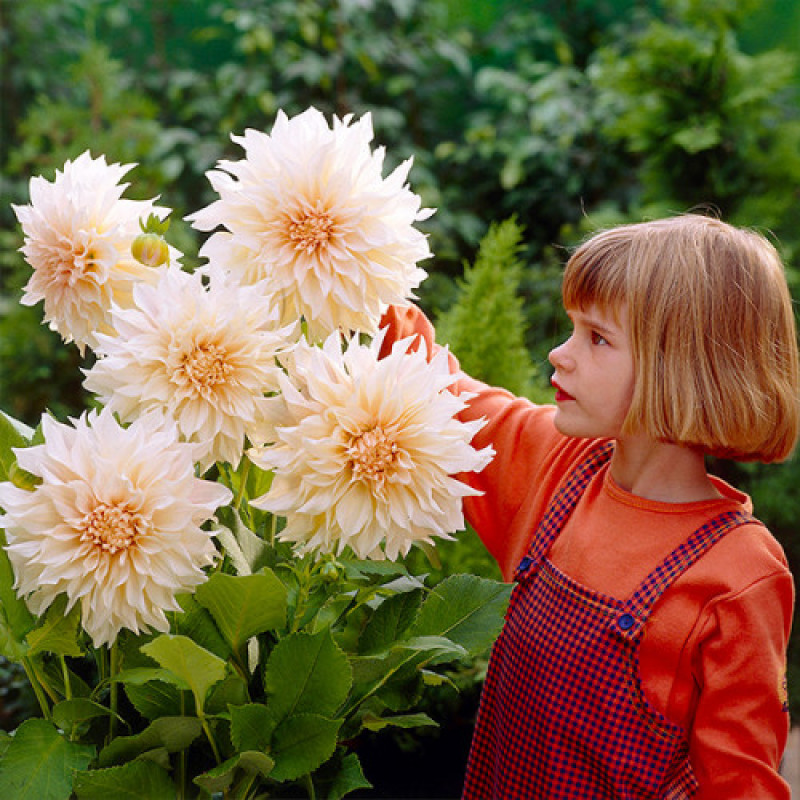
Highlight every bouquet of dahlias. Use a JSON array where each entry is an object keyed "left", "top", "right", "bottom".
[{"left": 0, "top": 107, "right": 511, "bottom": 799}]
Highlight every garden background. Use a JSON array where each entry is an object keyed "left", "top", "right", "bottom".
[{"left": 1, "top": 0, "right": 799, "bottom": 796}]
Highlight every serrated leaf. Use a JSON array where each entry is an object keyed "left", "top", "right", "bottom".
[
  {"left": 264, "top": 629, "right": 351, "bottom": 724},
  {"left": 229, "top": 703, "right": 273, "bottom": 752},
  {"left": 361, "top": 711, "right": 438, "bottom": 732},
  {"left": 358, "top": 589, "right": 423, "bottom": 654},
  {"left": 0, "top": 718, "right": 94, "bottom": 800},
  {"left": 140, "top": 634, "right": 226, "bottom": 713},
  {"left": 205, "top": 672, "right": 249, "bottom": 716},
  {"left": 98, "top": 716, "right": 203, "bottom": 767},
  {"left": 26, "top": 594, "right": 83, "bottom": 657},
  {"left": 411, "top": 574, "right": 512, "bottom": 655},
  {"left": 124, "top": 680, "right": 186, "bottom": 720},
  {"left": 173, "top": 593, "right": 231, "bottom": 660},
  {"left": 51, "top": 699, "right": 116, "bottom": 731},
  {"left": 72, "top": 760, "right": 175, "bottom": 800},
  {"left": 195, "top": 570, "right": 287, "bottom": 653},
  {"left": 193, "top": 750, "right": 275, "bottom": 794},
  {"left": 314, "top": 751, "right": 372, "bottom": 800},
  {"left": 269, "top": 713, "right": 341, "bottom": 783}
]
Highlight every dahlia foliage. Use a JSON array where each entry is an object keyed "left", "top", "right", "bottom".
[{"left": 0, "top": 108, "right": 509, "bottom": 800}]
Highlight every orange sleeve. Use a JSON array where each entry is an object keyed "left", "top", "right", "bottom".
[
  {"left": 378, "top": 303, "right": 585, "bottom": 569},
  {"left": 689, "top": 569, "right": 794, "bottom": 799}
]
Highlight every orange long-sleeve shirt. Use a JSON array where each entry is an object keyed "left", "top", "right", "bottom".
[{"left": 380, "top": 303, "right": 794, "bottom": 799}]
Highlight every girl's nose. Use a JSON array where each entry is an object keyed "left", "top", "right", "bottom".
[{"left": 548, "top": 338, "right": 572, "bottom": 371}]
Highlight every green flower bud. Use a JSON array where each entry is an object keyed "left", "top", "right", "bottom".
[{"left": 131, "top": 232, "right": 170, "bottom": 267}]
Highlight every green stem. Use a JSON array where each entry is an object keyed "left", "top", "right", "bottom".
[
  {"left": 60, "top": 656, "right": 72, "bottom": 701},
  {"left": 200, "top": 712, "right": 223, "bottom": 765},
  {"left": 234, "top": 458, "right": 251, "bottom": 510},
  {"left": 178, "top": 693, "right": 187, "bottom": 800},
  {"left": 269, "top": 512, "right": 278, "bottom": 548},
  {"left": 108, "top": 641, "right": 120, "bottom": 744},
  {"left": 304, "top": 773, "right": 316, "bottom": 800},
  {"left": 21, "top": 656, "right": 51, "bottom": 720}
]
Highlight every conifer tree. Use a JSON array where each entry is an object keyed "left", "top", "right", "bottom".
[{"left": 436, "top": 218, "right": 541, "bottom": 398}]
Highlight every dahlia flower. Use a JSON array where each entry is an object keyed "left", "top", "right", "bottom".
[
  {"left": 83, "top": 265, "right": 296, "bottom": 472},
  {"left": 12, "top": 151, "right": 177, "bottom": 354},
  {"left": 0, "top": 408, "right": 231, "bottom": 648},
  {"left": 249, "top": 329, "right": 494, "bottom": 560},
  {"left": 187, "top": 107, "right": 433, "bottom": 340}
]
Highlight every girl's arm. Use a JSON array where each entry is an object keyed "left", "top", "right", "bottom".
[{"left": 690, "top": 568, "right": 793, "bottom": 799}]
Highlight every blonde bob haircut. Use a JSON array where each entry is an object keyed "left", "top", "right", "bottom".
[{"left": 562, "top": 214, "right": 800, "bottom": 462}]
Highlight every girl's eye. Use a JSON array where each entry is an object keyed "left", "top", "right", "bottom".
[{"left": 591, "top": 331, "right": 608, "bottom": 346}]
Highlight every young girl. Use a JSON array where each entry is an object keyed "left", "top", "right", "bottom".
[{"left": 380, "top": 214, "right": 798, "bottom": 798}]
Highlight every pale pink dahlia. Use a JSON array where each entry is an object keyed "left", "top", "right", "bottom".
[
  {"left": 83, "top": 265, "right": 296, "bottom": 472},
  {"left": 12, "top": 151, "right": 177, "bottom": 354},
  {"left": 0, "top": 408, "right": 231, "bottom": 647},
  {"left": 249, "top": 329, "right": 494, "bottom": 560},
  {"left": 187, "top": 107, "right": 433, "bottom": 340}
]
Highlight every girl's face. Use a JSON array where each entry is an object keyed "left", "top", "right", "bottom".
[{"left": 548, "top": 303, "right": 635, "bottom": 441}]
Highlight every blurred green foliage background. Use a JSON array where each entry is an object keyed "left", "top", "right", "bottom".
[{"left": 1, "top": 0, "right": 799, "bottom": 793}]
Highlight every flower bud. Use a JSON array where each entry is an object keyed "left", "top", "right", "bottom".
[{"left": 132, "top": 233, "right": 170, "bottom": 267}]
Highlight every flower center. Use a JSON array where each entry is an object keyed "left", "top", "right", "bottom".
[
  {"left": 177, "top": 342, "right": 233, "bottom": 393},
  {"left": 346, "top": 425, "right": 398, "bottom": 486},
  {"left": 288, "top": 210, "right": 335, "bottom": 254},
  {"left": 79, "top": 503, "right": 145, "bottom": 555}
]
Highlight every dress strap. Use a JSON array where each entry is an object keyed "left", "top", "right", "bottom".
[
  {"left": 609, "top": 509, "right": 757, "bottom": 641},
  {"left": 515, "top": 440, "right": 614, "bottom": 580}
]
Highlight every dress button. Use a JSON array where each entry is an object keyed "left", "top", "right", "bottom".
[
  {"left": 518, "top": 556, "right": 533, "bottom": 572},
  {"left": 618, "top": 613, "right": 635, "bottom": 631}
]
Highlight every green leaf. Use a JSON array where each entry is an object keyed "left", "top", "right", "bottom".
[
  {"left": 314, "top": 752, "right": 372, "bottom": 800},
  {"left": 98, "top": 716, "right": 203, "bottom": 767},
  {"left": 195, "top": 570, "right": 287, "bottom": 652},
  {"left": 0, "top": 527, "right": 35, "bottom": 659},
  {"left": 123, "top": 680, "right": 186, "bottom": 720},
  {"left": 0, "top": 411, "right": 33, "bottom": 483},
  {"left": 411, "top": 574, "right": 512, "bottom": 655},
  {"left": 51, "top": 698, "right": 116, "bottom": 731},
  {"left": 358, "top": 589, "right": 423, "bottom": 654},
  {"left": 264, "top": 629, "right": 352, "bottom": 724},
  {"left": 26, "top": 594, "right": 83, "bottom": 657},
  {"left": 0, "top": 718, "right": 94, "bottom": 800},
  {"left": 269, "top": 713, "right": 341, "bottom": 783},
  {"left": 73, "top": 760, "right": 176, "bottom": 800},
  {"left": 205, "top": 672, "right": 249, "bottom": 716},
  {"left": 173, "top": 592, "right": 231, "bottom": 661},
  {"left": 140, "top": 634, "right": 226, "bottom": 713},
  {"left": 361, "top": 711, "right": 438, "bottom": 732},
  {"left": 229, "top": 703, "right": 273, "bottom": 752},
  {"left": 193, "top": 751, "right": 274, "bottom": 794}
]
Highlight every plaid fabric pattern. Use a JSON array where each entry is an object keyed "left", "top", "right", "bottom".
[{"left": 463, "top": 442, "right": 754, "bottom": 799}]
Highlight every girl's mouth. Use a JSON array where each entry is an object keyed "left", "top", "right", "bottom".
[{"left": 552, "top": 379, "right": 575, "bottom": 403}]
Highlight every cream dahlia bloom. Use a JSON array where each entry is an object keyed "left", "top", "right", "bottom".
[
  {"left": 12, "top": 151, "right": 177, "bottom": 354},
  {"left": 0, "top": 408, "right": 231, "bottom": 647},
  {"left": 249, "top": 329, "right": 494, "bottom": 560},
  {"left": 83, "top": 265, "right": 296, "bottom": 472},
  {"left": 187, "top": 107, "right": 433, "bottom": 340}
]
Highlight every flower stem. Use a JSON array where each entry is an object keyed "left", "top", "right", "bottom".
[
  {"left": 21, "top": 656, "right": 51, "bottom": 720},
  {"left": 108, "top": 641, "right": 120, "bottom": 744},
  {"left": 234, "top": 458, "right": 251, "bottom": 510},
  {"left": 304, "top": 774, "right": 317, "bottom": 800},
  {"left": 200, "top": 713, "right": 223, "bottom": 765}
]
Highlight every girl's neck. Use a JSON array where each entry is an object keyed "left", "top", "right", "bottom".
[{"left": 609, "top": 436, "right": 723, "bottom": 504}]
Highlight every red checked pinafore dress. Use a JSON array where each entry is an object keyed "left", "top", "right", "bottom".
[{"left": 462, "top": 441, "right": 754, "bottom": 799}]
